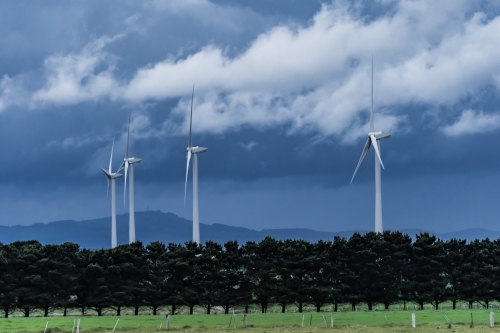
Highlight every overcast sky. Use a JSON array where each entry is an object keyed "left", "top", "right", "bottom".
[{"left": 1, "top": 0, "right": 500, "bottom": 233}]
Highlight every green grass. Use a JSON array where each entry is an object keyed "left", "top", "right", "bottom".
[{"left": 2, "top": 309, "right": 500, "bottom": 332}]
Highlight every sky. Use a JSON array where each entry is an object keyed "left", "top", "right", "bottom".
[{"left": 1, "top": 0, "right": 500, "bottom": 233}]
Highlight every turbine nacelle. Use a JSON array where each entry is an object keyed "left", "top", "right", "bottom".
[
  {"left": 122, "top": 157, "right": 142, "bottom": 167},
  {"left": 369, "top": 131, "right": 391, "bottom": 140},
  {"left": 187, "top": 146, "right": 207, "bottom": 154}
]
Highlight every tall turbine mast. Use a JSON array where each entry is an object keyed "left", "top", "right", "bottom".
[
  {"left": 350, "top": 57, "right": 391, "bottom": 233},
  {"left": 184, "top": 86, "right": 207, "bottom": 244},
  {"left": 120, "top": 112, "right": 142, "bottom": 243},
  {"left": 102, "top": 137, "right": 122, "bottom": 248}
]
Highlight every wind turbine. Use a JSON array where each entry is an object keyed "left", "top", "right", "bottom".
[
  {"left": 350, "top": 58, "right": 391, "bottom": 233},
  {"left": 184, "top": 86, "right": 207, "bottom": 244},
  {"left": 120, "top": 114, "right": 142, "bottom": 244},
  {"left": 101, "top": 137, "right": 122, "bottom": 248}
]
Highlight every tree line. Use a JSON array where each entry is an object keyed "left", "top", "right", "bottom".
[{"left": 0, "top": 231, "right": 499, "bottom": 318}]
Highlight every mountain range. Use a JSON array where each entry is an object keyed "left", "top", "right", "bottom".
[{"left": 0, "top": 211, "right": 498, "bottom": 249}]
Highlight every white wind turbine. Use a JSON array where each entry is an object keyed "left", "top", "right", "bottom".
[
  {"left": 184, "top": 87, "right": 207, "bottom": 244},
  {"left": 101, "top": 137, "right": 122, "bottom": 248},
  {"left": 120, "top": 114, "right": 142, "bottom": 244},
  {"left": 350, "top": 58, "right": 391, "bottom": 233}
]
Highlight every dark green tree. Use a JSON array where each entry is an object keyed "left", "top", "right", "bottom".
[
  {"left": 165, "top": 243, "right": 191, "bottom": 315},
  {"left": 12, "top": 241, "right": 44, "bottom": 317},
  {"left": 75, "top": 249, "right": 113, "bottom": 316},
  {"left": 345, "top": 232, "right": 381, "bottom": 310},
  {"left": 0, "top": 243, "right": 18, "bottom": 317},
  {"left": 35, "top": 243, "right": 80, "bottom": 316},
  {"left": 145, "top": 241, "right": 169, "bottom": 315},
  {"left": 329, "top": 236, "right": 349, "bottom": 311},
  {"left": 198, "top": 241, "right": 224, "bottom": 314},
  {"left": 378, "top": 231, "right": 413, "bottom": 309},
  {"left": 306, "top": 240, "right": 333, "bottom": 312},
  {"left": 280, "top": 239, "right": 312, "bottom": 313},
  {"left": 242, "top": 237, "right": 279, "bottom": 313},
  {"left": 410, "top": 233, "right": 448, "bottom": 310},
  {"left": 214, "top": 241, "right": 251, "bottom": 314},
  {"left": 466, "top": 239, "right": 496, "bottom": 308},
  {"left": 443, "top": 238, "right": 467, "bottom": 309},
  {"left": 113, "top": 242, "right": 148, "bottom": 315}
]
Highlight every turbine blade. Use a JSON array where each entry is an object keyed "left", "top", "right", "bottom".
[
  {"left": 126, "top": 111, "right": 131, "bottom": 159},
  {"left": 116, "top": 161, "right": 125, "bottom": 173},
  {"left": 188, "top": 85, "right": 194, "bottom": 149},
  {"left": 184, "top": 150, "right": 192, "bottom": 206},
  {"left": 350, "top": 138, "right": 371, "bottom": 184},
  {"left": 370, "top": 56, "right": 374, "bottom": 132},
  {"left": 109, "top": 136, "right": 114, "bottom": 173},
  {"left": 124, "top": 161, "right": 129, "bottom": 207},
  {"left": 370, "top": 135, "right": 385, "bottom": 169}
]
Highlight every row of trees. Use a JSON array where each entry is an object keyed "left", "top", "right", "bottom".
[{"left": 0, "top": 231, "right": 499, "bottom": 318}]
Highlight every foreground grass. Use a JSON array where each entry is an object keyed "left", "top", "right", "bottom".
[{"left": 2, "top": 310, "right": 500, "bottom": 332}]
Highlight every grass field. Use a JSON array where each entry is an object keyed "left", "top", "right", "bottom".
[{"left": 2, "top": 309, "right": 500, "bottom": 332}]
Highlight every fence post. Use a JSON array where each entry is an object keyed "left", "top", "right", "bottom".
[
  {"left": 243, "top": 313, "right": 247, "bottom": 328},
  {"left": 166, "top": 314, "right": 170, "bottom": 331},
  {"left": 490, "top": 312, "right": 495, "bottom": 328},
  {"left": 411, "top": 313, "right": 416, "bottom": 328},
  {"left": 321, "top": 314, "right": 327, "bottom": 328},
  {"left": 331, "top": 314, "right": 334, "bottom": 327},
  {"left": 301, "top": 314, "right": 304, "bottom": 327}
]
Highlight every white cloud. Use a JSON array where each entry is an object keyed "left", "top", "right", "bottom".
[
  {"left": 32, "top": 35, "right": 123, "bottom": 106},
  {"left": 115, "top": 0, "right": 500, "bottom": 142},
  {"left": 0, "top": 74, "right": 28, "bottom": 111},
  {"left": 442, "top": 110, "right": 500, "bottom": 136},
  {"left": 239, "top": 140, "right": 258, "bottom": 151},
  {"left": 14, "top": 0, "right": 500, "bottom": 142}
]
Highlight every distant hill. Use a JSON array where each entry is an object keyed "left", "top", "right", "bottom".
[{"left": 0, "top": 211, "right": 497, "bottom": 249}]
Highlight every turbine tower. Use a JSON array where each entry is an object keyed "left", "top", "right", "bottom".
[
  {"left": 120, "top": 114, "right": 142, "bottom": 243},
  {"left": 350, "top": 58, "right": 391, "bottom": 233},
  {"left": 101, "top": 138, "right": 122, "bottom": 248},
  {"left": 184, "top": 87, "right": 207, "bottom": 244}
]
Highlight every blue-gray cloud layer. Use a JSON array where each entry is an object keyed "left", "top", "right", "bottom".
[{"left": 0, "top": 0, "right": 499, "bottom": 234}]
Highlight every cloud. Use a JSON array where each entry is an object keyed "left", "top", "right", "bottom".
[
  {"left": 114, "top": 0, "right": 500, "bottom": 142},
  {"left": 32, "top": 35, "right": 123, "bottom": 106},
  {"left": 147, "top": 0, "right": 264, "bottom": 32},
  {"left": 0, "top": 74, "right": 28, "bottom": 111},
  {"left": 4, "top": 0, "right": 500, "bottom": 144},
  {"left": 48, "top": 134, "right": 111, "bottom": 149},
  {"left": 239, "top": 140, "right": 258, "bottom": 151},
  {"left": 441, "top": 109, "right": 500, "bottom": 136}
]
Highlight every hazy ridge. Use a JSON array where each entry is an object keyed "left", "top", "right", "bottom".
[{"left": 0, "top": 211, "right": 497, "bottom": 249}]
